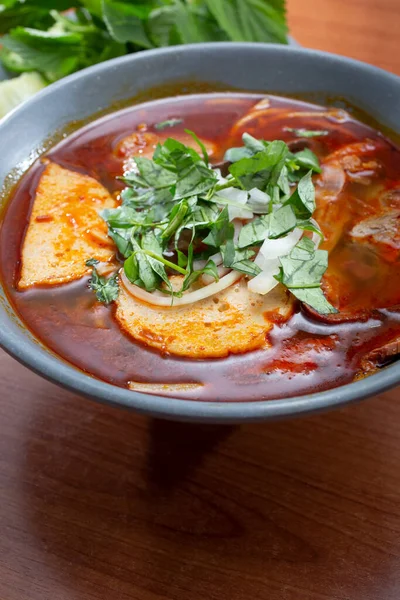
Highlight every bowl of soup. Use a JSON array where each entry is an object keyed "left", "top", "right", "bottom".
[{"left": 0, "top": 43, "right": 399, "bottom": 422}]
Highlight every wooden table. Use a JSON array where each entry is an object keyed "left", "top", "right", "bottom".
[{"left": 1, "top": 2, "right": 400, "bottom": 599}]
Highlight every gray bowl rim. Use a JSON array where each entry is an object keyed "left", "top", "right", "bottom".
[{"left": 0, "top": 42, "right": 399, "bottom": 423}]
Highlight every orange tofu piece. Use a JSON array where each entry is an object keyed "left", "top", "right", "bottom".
[
  {"left": 116, "top": 278, "right": 295, "bottom": 359},
  {"left": 19, "top": 162, "right": 116, "bottom": 289}
]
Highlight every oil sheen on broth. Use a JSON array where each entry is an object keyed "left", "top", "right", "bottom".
[{"left": 1, "top": 93, "right": 399, "bottom": 401}]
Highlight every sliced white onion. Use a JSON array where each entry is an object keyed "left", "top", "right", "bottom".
[
  {"left": 257, "top": 228, "right": 302, "bottom": 262},
  {"left": 248, "top": 259, "right": 280, "bottom": 295},
  {"left": 286, "top": 109, "right": 350, "bottom": 122},
  {"left": 233, "top": 220, "right": 242, "bottom": 244},
  {"left": 121, "top": 270, "right": 242, "bottom": 307},
  {"left": 216, "top": 188, "right": 253, "bottom": 221},
  {"left": 310, "top": 218, "right": 323, "bottom": 248},
  {"left": 218, "top": 265, "right": 230, "bottom": 276},
  {"left": 316, "top": 163, "right": 346, "bottom": 200},
  {"left": 248, "top": 188, "right": 271, "bottom": 213},
  {"left": 213, "top": 168, "right": 227, "bottom": 185},
  {"left": 254, "top": 97, "right": 270, "bottom": 110},
  {"left": 312, "top": 232, "right": 321, "bottom": 247},
  {"left": 230, "top": 108, "right": 272, "bottom": 134}
]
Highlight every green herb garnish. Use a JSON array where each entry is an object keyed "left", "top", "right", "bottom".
[
  {"left": 155, "top": 118, "right": 184, "bottom": 131},
  {"left": 86, "top": 259, "right": 119, "bottom": 304},
  {"left": 88, "top": 130, "right": 336, "bottom": 315},
  {"left": 275, "top": 238, "right": 338, "bottom": 315}
]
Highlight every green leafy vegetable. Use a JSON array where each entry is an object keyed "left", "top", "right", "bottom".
[
  {"left": 174, "top": 162, "right": 216, "bottom": 200},
  {"left": 225, "top": 132, "right": 321, "bottom": 204},
  {"left": 0, "top": 0, "right": 288, "bottom": 109},
  {"left": 238, "top": 214, "right": 270, "bottom": 248},
  {"left": 224, "top": 146, "right": 253, "bottom": 163},
  {"left": 123, "top": 252, "right": 139, "bottom": 284},
  {"left": 102, "top": 0, "right": 152, "bottom": 47},
  {"left": 161, "top": 201, "right": 189, "bottom": 240},
  {"left": 146, "top": 5, "right": 183, "bottom": 47},
  {"left": 242, "top": 132, "right": 266, "bottom": 153},
  {"left": 141, "top": 230, "right": 174, "bottom": 292},
  {"left": 107, "top": 227, "right": 133, "bottom": 257},
  {"left": 277, "top": 237, "right": 328, "bottom": 288},
  {"left": 204, "top": 0, "right": 287, "bottom": 43},
  {"left": 275, "top": 237, "right": 337, "bottom": 314},
  {"left": 86, "top": 129, "right": 334, "bottom": 316},
  {"left": 185, "top": 128, "right": 210, "bottom": 165},
  {"left": 181, "top": 259, "right": 219, "bottom": 292},
  {"left": 285, "top": 170, "right": 315, "bottom": 219},
  {"left": 0, "top": 10, "right": 124, "bottom": 82},
  {"left": 0, "top": 0, "right": 72, "bottom": 34},
  {"left": 202, "top": 206, "right": 234, "bottom": 247},
  {"left": 269, "top": 204, "right": 296, "bottom": 239},
  {"left": 229, "top": 140, "right": 288, "bottom": 191},
  {"left": 291, "top": 148, "right": 321, "bottom": 174},
  {"left": 290, "top": 287, "right": 336, "bottom": 314},
  {"left": 86, "top": 259, "right": 119, "bottom": 304},
  {"left": 134, "top": 155, "right": 177, "bottom": 189},
  {"left": 1, "top": 26, "right": 82, "bottom": 81},
  {"left": 131, "top": 238, "right": 159, "bottom": 292},
  {"left": 155, "top": 118, "right": 183, "bottom": 131},
  {"left": 221, "top": 243, "right": 260, "bottom": 276}
]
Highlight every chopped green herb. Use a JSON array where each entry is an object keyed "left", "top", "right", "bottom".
[
  {"left": 277, "top": 237, "right": 328, "bottom": 288},
  {"left": 238, "top": 214, "right": 270, "bottom": 248},
  {"left": 269, "top": 204, "right": 297, "bottom": 239},
  {"left": 161, "top": 201, "right": 189, "bottom": 241},
  {"left": 185, "top": 129, "right": 210, "bottom": 165},
  {"left": 292, "top": 148, "right": 322, "bottom": 174},
  {"left": 91, "top": 129, "right": 333, "bottom": 315},
  {"left": 224, "top": 146, "right": 253, "bottom": 163},
  {"left": 155, "top": 118, "right": 183, "bottom": 131},
  {"left": 86, "top": 259, "right": 119, "bottom": 304},
  {"left": 181, "top": 260, "right": 219, "bottom": 292},
  {"left": 229, "top": 140, "right": 288, "bottom": 191},
  {"left": 291, "top": 288, "right": 337, "bottom": 314},
  {"left": 222, "top": 244, "right": 260, "bottom": 277},
  {"left": 202, "top": 206, "right": 234, "bottom": 247},
  {"left": 131, "top": 239, "right": 160, "bottom": 292},
  {"left": 124, "top": 253, "right": 140, "bottom": 284},
  {"left": 133, "top": 156, "right": 177, "bottom": 189},
  {"left": 275, "top": 238, "right": 337, "bottom": 314},
  {"left": 285, "top": 171, "right": 315, "bottom": 219},
  {"left": 226, "top": 132, "right": 321, "bottom": 200}
]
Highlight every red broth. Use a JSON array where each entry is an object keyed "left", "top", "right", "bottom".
[{"left": 1, "top": 93, "right": 400, "bottom": 401}]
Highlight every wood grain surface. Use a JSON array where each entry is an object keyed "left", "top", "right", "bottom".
[{"left": 1, "top": 2, "right": 400, "bottom": 599}]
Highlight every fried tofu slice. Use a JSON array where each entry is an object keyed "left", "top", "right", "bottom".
[
  {"left": 19, "top": 162, "right": 117, "bottom": 289},
  {"left": 116, "top": 278, "right": 295, "bottom": 359}
]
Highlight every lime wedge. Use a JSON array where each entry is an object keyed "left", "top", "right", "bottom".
[{"left": 0, "top": 72, "right": 47, "bottom": 119}]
